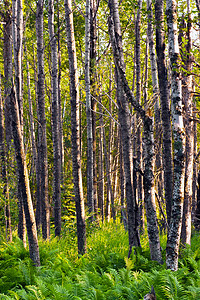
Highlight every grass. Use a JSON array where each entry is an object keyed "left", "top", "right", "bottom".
[{"left": 0, "top": 221, "right": 199, "bottom": 299}]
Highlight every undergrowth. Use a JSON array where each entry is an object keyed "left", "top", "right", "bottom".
[{"left": 0, "top": 221, "right": 199, "bottom": 299}]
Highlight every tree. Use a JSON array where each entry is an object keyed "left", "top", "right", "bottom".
[
  {"left": 65, "top": 0, "right": 86, "bottom": 255},
  {"left": 155, "top": 0, "right": 173, "bottom": 226},
  {"left": 85, "top": 0, "right": 94, "bottom": 219},
  {"left": 36, "top": 0, "right": 50, "bottom": 239},
  {"left": 166, "top": 0, "right": 186, "bottom": 271},
  {"left": 12, "top": 0, "right": 26, "bottom": 245},
  {"left": 179, "top": 2, "right": 194, "bottom": 246},
  {"left": 7, "top": 85, "right": 40, "bottom": 267},
  {"left": 48, "top": 0, "right": 62, "bottom": 237}
]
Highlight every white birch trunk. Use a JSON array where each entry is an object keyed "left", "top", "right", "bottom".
[{"left": 166, "top": 0, "right": 186, "bottom": 271}]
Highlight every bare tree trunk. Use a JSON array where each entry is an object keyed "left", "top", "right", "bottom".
[
  {"left": 179, "top": 4, "right": 194, "bottom": 246},
  {"left": 90, "top": 0, "right": 98, "bottom": 215},
  {"left": 155, "top": 0, "right": 173, "bottom": 226},
  {"left": 24, "top": 43, "right": 40, "bottom": 207},
  {"left": 8, "top": 86, "right": 40, "bottom": 267},
  {"left": 98, "top": 89, "right": 104, "bottom": 221},
  {"left": 48, "top": 0, "right": 61, "bottom": 236},
  {"left": 56, "top": 0, "right": 64, "bottom": 181},
  {"left": 147, "top": 0, "right": 164, "bottom": 209},
  {"left": 166, "top": 0, "right": 186, "bottom": 271},
  {"left": 108, "top": 0, "right": 141, "bottom": 256},
  {"left": 12, "top": 0, "right": 26, "bottom": 246},
  {"left": 135, "top": 0, "right": 144, "bottom": 230},
  {"left": 36, "top": 0, "right": 50, "bottom": 239},
  {"left": 108, "top": 0, "right": 162, "bottom": 263},
  {"left": 85, "top": 0, "right": 94, "bottom": 218},
  {"left": 65, "top": 0, "right": 86, "bottom": 255}
]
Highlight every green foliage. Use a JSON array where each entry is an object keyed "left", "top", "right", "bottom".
[{"left": 0, "top": 224, "right": 199, "bottom": 299}]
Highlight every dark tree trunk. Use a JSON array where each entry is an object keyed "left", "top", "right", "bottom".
[
  {"left": 65, "top": 0, "right": 86, "bottom": 255},
  {"left": 8, "top": 86, "right": 40, "bottom": 267},
  {"left": 155, "top": 0, "right": 173, "bottom": 226},
  {"left": 36, "top": 0, "right": 50, "bottom": 239},
  {"left": 108, "top": 0, "right": 141, "bottom": 256},
  {"left": 48, "top": 0, "right": 62, "bottom": 237}
]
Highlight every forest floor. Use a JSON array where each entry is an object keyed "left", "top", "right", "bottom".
[{"left": 0, "top": 221, "right": 200, "bottom": 299}]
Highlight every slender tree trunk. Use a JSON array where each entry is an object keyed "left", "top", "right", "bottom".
[
  {"left": 166, "top": 0, "right": 186, "bottom": 271},
  {"left": 108, "top": 0, "right": 141, "bottom": 256},
  {"left": 8, "top": 86, "right": 40, "bottom": 266},
  {"left": 65, "top": 0, "right": 86, "bottom": 255},
  {"left": 12, "top": 0, "right": 26, "bottom": 245},
  {"left": 98, "top": 89, "right": 104, "bottom": 221},
  {"left": 48, "top": 0, "right": 61, "bottom": 236},
  {"left": 147, "top": 0, "right": 164, "bottom": 208},
  {"left": 135, "top": 0, "right": 144, "bottom": 230},
  {"left": 155, "top": 0, "right": 173, "bottom": 226},
  {"left": 179, "top": 4, "right": 193, "bottom": 246},
  {"left": 56, "top": 0, "right": 64, "bottom": 181},
  {"left": 36, "top": 0, "right": 50, "bottom": 239},
  {"left": 24, "top": 43, "right": 40, "bottom": 212},
  {"left": 90, "top": 0, "right": 98, "bottom": 215},
  {"left": 85, "top": 0, "right": 94, "bottom": 218}
]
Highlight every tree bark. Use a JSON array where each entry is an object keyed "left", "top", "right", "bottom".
[
  {"left": 48, "top": 0, "right": 62, "bottom": 237},
  {"left": 155, "top": 0, "right": 173, "bottom": 225},
  {"left": 36, "top": 0, "right": 50, "bottom": 239},
  {"left": 179, "top": 5, "right": 194, "bottom": 246},
  {"left": 108, "top": 0, "right": 141, "bottom": 256},
  {"left": 65, "top": 0, "right": 86, "bottom": 255},
  {"left": 166, "top": 0, "right": 186, "bottom": 271},
  {"left": 85, "top": 0, "right": 94, "bottom": 219},
  {"left": 12, "top": 0, "right": 26, "bottom": 245},
  {"left": 90, "top": 0, "right": 98, "bottom": 215},
  {"left": 147, "top": 0, "right": 164, "bottom": 209},
  {"left": 135, "top": 0, "right": 144, "bottom": 231},
  {"left": 8, "top": 86, "right": 40, "bottom": 267}
]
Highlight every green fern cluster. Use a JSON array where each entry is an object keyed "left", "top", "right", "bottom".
[{"left": 0, "top": 222, "right": 199, "bottom": 299}]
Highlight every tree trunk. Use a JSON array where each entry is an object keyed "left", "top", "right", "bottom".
[
  {"left": 36, "top": 0, "right": 50, "bottom": 239},
  {"left": 12, "top": 0, "right": 26, "bottom": 245},
  {"left": 179, "top": 5, "right": 194, "bottom": 246},
  {"left": 85, "top": 0, "right": 94, "bottom": 218},
  {"left": 8, "top": 86, "right": 40, "bottom": 267},
  {"left": 166, "top": 0, "right": 186, "bottom": 271},
  {"left": 135, "top": 0, "right": 144, "bottom": 231},
  {"left": 98, "top": 89, "right": 104, "bottom": 221},
  {"left": 65, "top": 0, "right": 86, "bottom": 255},
  {"left": 108, "top": 0, "right": 141, "bottom": 256},
  {"left": 155, "top": 0, "right": 173, "bottom": 226},
  {"left": 147, "top": 0, "right": 164, "bottom": 209},
  {"left": 48, "top": 0, "right": 62, "bottom": 237},
  {"left": 90, "top": 0, "right": 98, "bottom": 215}
]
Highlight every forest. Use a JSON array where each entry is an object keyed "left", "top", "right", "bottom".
[{"left": 0, "top": 0, "right": 200, "bottom": 298}]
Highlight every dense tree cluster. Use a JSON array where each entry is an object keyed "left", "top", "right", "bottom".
[{"left": 0, "top": 0, "right": 200, "bottom": 270}]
